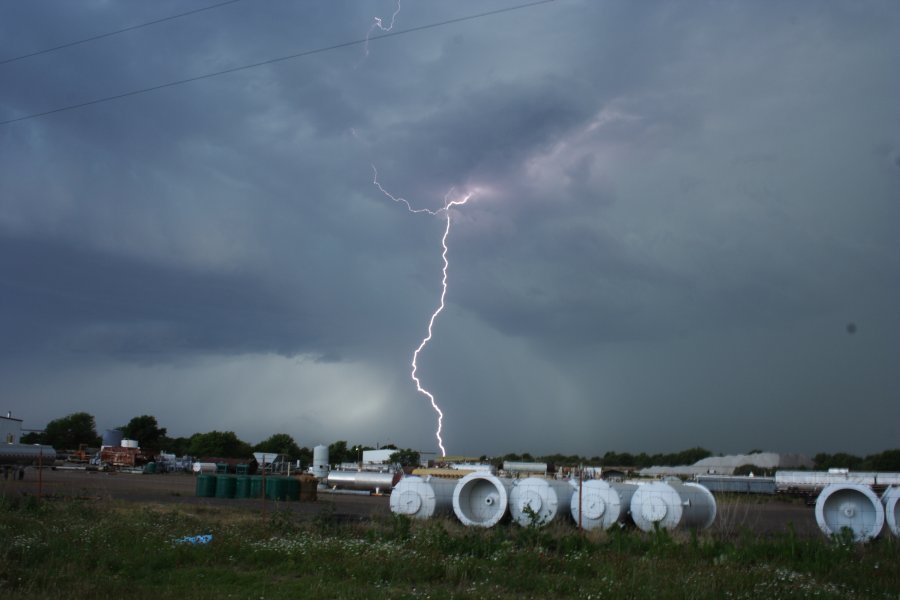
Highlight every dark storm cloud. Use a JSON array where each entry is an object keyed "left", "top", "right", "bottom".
[
  {"left": 0, "top": 233, "right": 318, "bottom": 358},
  {"left": 0, "top": 1, "right": 898, "bottom": 455}
]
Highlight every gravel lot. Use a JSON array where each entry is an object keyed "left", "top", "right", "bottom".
[{"left": 1, "top": 467, "right": 822, "bottom": 537}]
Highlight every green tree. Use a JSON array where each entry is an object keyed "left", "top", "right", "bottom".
[
  {"left": 253, "top": 433, "right": 303, "bottom": 461},
  {"left": 20, "top": 431, "right": 42, "bottom": 444},
  {"left": 297, "top": 446, "right": 313, "bottom": 469},
  {"left": 389, "top": 448, "right": 421, "bottom": 468},
  {"left": 158, "top": 435, "right": 191, "bottom": 456},
  {"left": 329, "top": 440, "right": 351, "bottom": 464},
  {"left": 868, "top": 449, "right": 900, "bottom": 471},
  {"left": 120, "top": 415, "right": 167, "bottom": 453},
  {"left": 187, "top": 431, "right": 252, "bottom": 458},
  {"left": 42, "top": 412, "right": 100, "bottom": 450},
  {"left": 814, "top": 452, "right": 864, "bottom": 470}
]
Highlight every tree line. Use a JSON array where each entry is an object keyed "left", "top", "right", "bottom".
[
  {"left": 20, "top": 411, "right": 900, "bottom": 471},
  {"left": 19, "top": 412, "right": 420, "bottom": 466}
]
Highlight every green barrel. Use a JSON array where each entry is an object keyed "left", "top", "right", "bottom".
[
  {"left": 216, "top": 463, "right": 228, "bottom": 474},
  {"left": 215, "top": 474, "right": 236, "bottom": 498},
  {"left": 143, "top": 462, "right": 157, "bottom": 474},
  {"left": 235, "top": 464, "right": 249, "bottom": 475},
  {"left": 285, "top": 477, "right": 300, "bottom": 501},
  {"left": 265, "top": 476, "right": 288, "bottom": 501},
  {"left": 235, "top": 475, "right": 251, "bottom": 499},
  {"left": 249, "top": 475, "right": 264, "bottom": 499},
  {"left": 196, "top": 474, "right": 217, "bottom": 497}
]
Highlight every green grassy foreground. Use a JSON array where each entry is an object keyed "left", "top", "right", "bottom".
[{"left": 0, "top": 496, "right": 896, "bottom": 599}]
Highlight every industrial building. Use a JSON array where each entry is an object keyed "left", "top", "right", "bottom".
[{"left": 1, "top": 412, "right": 23, "bottom": 444}]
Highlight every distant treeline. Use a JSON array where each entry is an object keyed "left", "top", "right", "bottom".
[
  {"left": 812, "top": 450, "right": 900, "bottom": 472},
  {"left": 494, "top": 447, "right": 715, "bottom": 469},
  {"left": 19, "top": 412, "right": 420, "bottom": 466},
  {"left": 20, "top": 412, "right": 900, "bottom": 471}
]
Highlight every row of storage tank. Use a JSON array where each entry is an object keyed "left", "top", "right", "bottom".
[
  {"left": 390, "top": 473, "right": 900, "bottom": 541},
  {"left": 390, "top": 473, "right": 717, "bottom": 532},
  {"left": 195, "top": 474, "right": 317, "bottom": 501}
]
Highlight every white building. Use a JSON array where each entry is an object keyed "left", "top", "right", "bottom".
[{"left": 1, "top": 413, "right": 23, "bottom": 444}]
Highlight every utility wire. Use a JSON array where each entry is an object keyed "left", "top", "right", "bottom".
[
  {"left": 0, "top": 0, "right": 245, "bottom": 66},
  {"left": 0, "top": 0, "right": 556, "bottom": 126}
]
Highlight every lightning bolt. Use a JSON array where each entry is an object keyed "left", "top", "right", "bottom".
[
  {"left": 363, "top": 0, "right": 402, "bottom": 58},
  {"left": 373, "top": 166, "right": 472, "bottom": 457}
]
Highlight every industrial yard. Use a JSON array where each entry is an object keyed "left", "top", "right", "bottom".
[
  {"left": 3, "top": 415, "right": 899, "bottom": 597},
  {"left": 0, "top": 467, "right": 823, "bottom": 536},
  {"left": 2, "top": 470, "right": 898, "bottom": 599}
]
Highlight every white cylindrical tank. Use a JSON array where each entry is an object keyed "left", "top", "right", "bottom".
[
  {"left": 312, "top": 444, "right": 329, "bottom": 479},
  {"left": 630, "top": 480, "right": 717, "bottom": 532},
  {"left": 121, "top": 439, "right": 139, "bottom": 449},
  {"left": 509, "top": 477, "right": 572, "bottom": 527},
  {"left": 452, "top": 472, "right": 513, "bottom": 528},
  {"left": 882, "top": 487, "right": 900, "bottom": 537},
  {"left": 192, "top": 462, "right": 216, "bottom": 474},
  {"left": 815, "top": 483, "right": 884, "bottom": 541},
  {"left": 327, "top": 470, "right": 399, "bottom": 493},
  {"left": 390, "top": 476, "right": 456, "bottom": 519},
  {"left": 503, "top": 461, "right": 548, "bottom": 475},
  {"left": 0, "top": 444, "right": 57, "bottom": 466},
  {"left": 570, "top": 480, "right": 637, "bottom": 531}
]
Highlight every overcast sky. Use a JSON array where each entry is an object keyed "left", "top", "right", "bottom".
[{"left": 1, "top": 0, "right": 898, "bottom": 458}]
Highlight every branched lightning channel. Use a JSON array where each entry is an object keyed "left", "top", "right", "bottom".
[
  {"left": 364, "top": 0, "right": 401, "bottom": 57},
  {"left": 373, "top": 166, "right": 472, "bottom": 457}
]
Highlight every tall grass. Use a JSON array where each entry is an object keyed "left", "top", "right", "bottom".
[{"left": 0, "top": 495, "right": 896, "bottom": 599}]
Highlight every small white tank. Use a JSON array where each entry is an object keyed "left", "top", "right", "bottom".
[
  {"left": 121, "top": 439, "right": 139, "bottom": 449},
  {"left": 815, "top": 483, "right": 884, "bottom": 541},
  {"left": 630, "top": 480, "right": 717, "bottom": 532},
  {"left": 192, "top": 462, "right": 216, "bottom": 474},
  {"left": 509, "top": 477, "right": 573, "bottom": 527},
  {"left": 452, "top": 472, "right": 513, "bottom": 528},
  {"left": 390, "top": 476, "right": 456, "bottom": 519},
  {"left": 570, "top": 480, "right": 637, "bottom": 531},
  {"left": 312, "top": 444, "right": 329, "bottom": 479},
  {"left": 882, "top": 487, "right": 900, "bottom": 537}
]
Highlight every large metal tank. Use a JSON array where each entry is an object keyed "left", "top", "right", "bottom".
[
  {"left": 102, "top": 429, "right": 124, "bottom": 448},
  {"left": 509, "top": 477, "right": 572, "bottom": 527},
  {"left": 815, "top": 483, "right": 884, "bottom": 542},
  {"left": 0, "top": 444, "right": 57, "bottom": 466},
  {"left": 452, "top": 472, "right": 513, "bottom": 528},
  {"left": 312, "top": 444, "right": 329, "bottom": 479},
  {"left": 630, "top": 480, "right": 717, "bottom": 532},
  {"left": 503, "top": 461, "right": 548, "bottom": 475},
  {"left": 390, "top": 475, "right": 456, "bottom": 519},
  {"left": 326, "top": 470, "right": 399, "bottom": 493},
  {"left": 570, "top": 480, "right": 637, "bottom": 531},
  {"left": 775, "top": 471, "right": 877, "bottom": 495},
  {"left": 882, "top": 487, "right": 900, "bottom": 537}
]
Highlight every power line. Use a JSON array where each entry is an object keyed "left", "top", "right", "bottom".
[
  {"left": 0, "top": 0, "right": 557, "bottom": 126},
  {"left": 0, "top": 0, "right": 245, "bottom": 66}
]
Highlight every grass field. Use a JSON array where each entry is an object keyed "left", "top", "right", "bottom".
[{"left": 1, "top": 495, "right": 897, "bottom": 599}]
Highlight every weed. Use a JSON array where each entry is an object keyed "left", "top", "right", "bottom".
[{"left": 0, "top": 499, "right": 897, "bottom": 599}]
